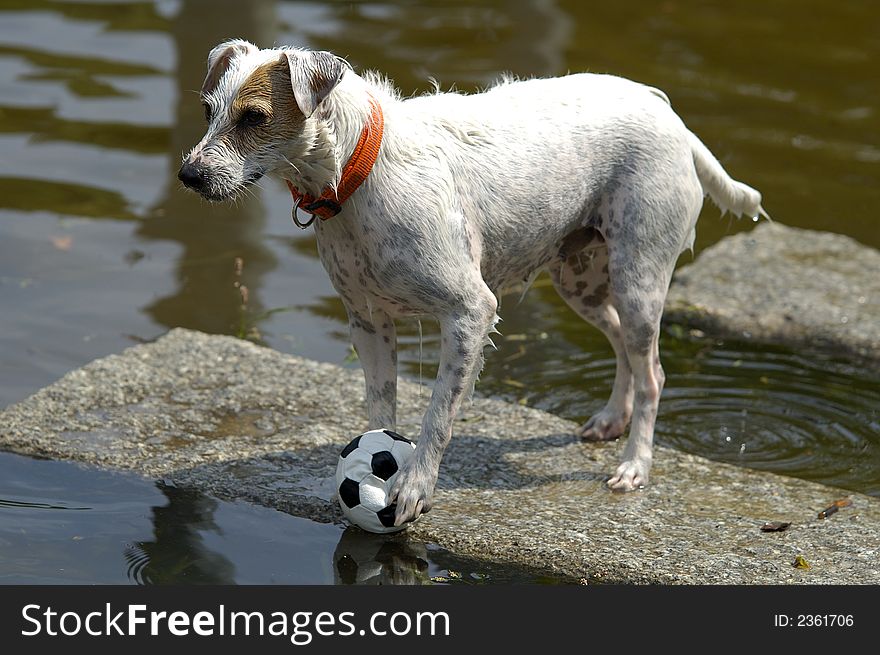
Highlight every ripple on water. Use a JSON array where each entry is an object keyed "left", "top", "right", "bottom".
[
  {"left": 480, "top": 334, "right": 880, "bottom": 497},
  {"left": 656, "top": 343, "right": 879, "bottom": 495}
]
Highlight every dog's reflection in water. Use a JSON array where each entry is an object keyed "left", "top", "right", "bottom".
[{"left": 333, "top": 527, "right": 430, "bottom": 585}]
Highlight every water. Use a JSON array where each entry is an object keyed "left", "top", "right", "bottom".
[
  {"left": 0, "top": 452, "right": 567, "bottom": 584},
  {"left": 0, "top": 0, "right": 878, "bottom": 582}
]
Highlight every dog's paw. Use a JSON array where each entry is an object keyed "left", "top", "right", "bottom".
[
  {"left": 607, "top": 459, "right": 650, "bottom": 491},
  {"left": 388, "top": 462, "right": 437, "bottom": 527},
  {"left": 577, "top": 408, "right": 629, "bottom": 441}
]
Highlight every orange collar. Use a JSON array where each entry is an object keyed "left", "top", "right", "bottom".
[{"left": 286, "top": 95, "right": 384, "bottom": 227}]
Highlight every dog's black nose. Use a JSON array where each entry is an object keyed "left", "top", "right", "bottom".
[{"left": 178, "top": 161, "right": 207, "bottom": 191}]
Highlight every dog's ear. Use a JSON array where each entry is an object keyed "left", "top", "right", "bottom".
[
  {"left": 282, "top": 49, "right": 349, "bottom": 118},
  {"left": 201, "top": 39, "right": 258, "bottom": 97}
]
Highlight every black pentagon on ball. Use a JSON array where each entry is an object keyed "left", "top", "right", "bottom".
[
  {"left": 371, "top": 450, "right": 398, "bottom": 481},
  {"left": 382, "top": 429, "right": 413, "bottom": 444},
  {"left": 340, "top": 435, "right": 361, "bottom": 458},
  {"left": 377, "top": 504, "right": 397, "bottom": 528},
  {"left": 339, "top": 478, "right": 361, "bottom": 508}
]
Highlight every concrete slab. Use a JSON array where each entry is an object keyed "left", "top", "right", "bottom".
[
  {"left": 1, "top": 329, "right": 877, "bottom": 583},
  {"left": 665, "top": 222, "right": 880, "bottom": 367}
]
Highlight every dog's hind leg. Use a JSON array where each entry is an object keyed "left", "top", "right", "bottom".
[
  {"left": 549, "top": 242, "right": 634, "bottom": 442},
  {"left": 603, "top": 241, "right": 675, "bottom": 491},
  {"left": 347, "top": 307, "right": 397, "bottom": 430}
]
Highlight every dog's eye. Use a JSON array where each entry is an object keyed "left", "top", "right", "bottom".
[{"left": 239, "top": 109, "right": 268, "bottom": 128}]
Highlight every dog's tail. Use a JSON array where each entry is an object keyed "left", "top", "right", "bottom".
[{"left": 689, "top": 131, "right": 770, "bottom": 220}]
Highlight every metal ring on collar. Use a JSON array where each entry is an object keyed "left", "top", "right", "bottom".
[{"left": 291, "top": 197, "right": 316, "bottom": 229}]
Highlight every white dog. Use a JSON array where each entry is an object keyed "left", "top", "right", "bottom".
[{"left": 179, "top": 40, "right": 766, "bottom": 526}]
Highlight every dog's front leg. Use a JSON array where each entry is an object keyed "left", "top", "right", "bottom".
[
  {"left": 389, "top": 290, "right": 498, "bottom": 526},
  {"left": 348, "top": 308, "right": 397, "bottom": 430}
]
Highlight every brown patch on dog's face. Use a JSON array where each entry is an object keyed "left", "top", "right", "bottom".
[{"left": 227, "top": 57, "right": 303, "bottom": 152}]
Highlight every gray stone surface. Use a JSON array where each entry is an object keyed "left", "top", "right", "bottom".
[
  {"left": 666, "top": 222, "right": 880, "bottom": 367},
  {"left": 1, "top": 329, "right": 878, "bottom": 584}
]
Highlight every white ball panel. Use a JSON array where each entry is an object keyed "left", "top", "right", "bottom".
[
  {"left": 383, "top": 472, "right": 399, "bottom": 497},
  {"left": 390, "top": 440, "right": 416, "bottom": 464},
  {"left": 335, "top": 456, "right": 348, "bottom": 490},
  {"left": 339, "top": 447, "right": 373, "bottom": 484},
  {"left": 357, "top": 429, "right": 394, "bottom": 454},
  {"left": 345, "top": 503, "right": 375, "bottom": 527},
  {"left": 359, "top": 474, "right": 390, "bottom": 512},
  {"left": 347, "top": 504, "right": 384, "bottom": 533}
]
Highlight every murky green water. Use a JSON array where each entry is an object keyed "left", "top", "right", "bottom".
[
  {"left": 1, "top": 0, "right": 878, "bottom": 582},
  {"left": 0, "top": 452, "right": 565, "bottom": 584}
]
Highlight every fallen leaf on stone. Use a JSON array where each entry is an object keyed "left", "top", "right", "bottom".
[
  {"left": 760, "top": 521, "right": 790, "bottom": 532},
  {"left": 431, "top": 570, "right": 463, "bottom": 584},
  {"left": 792, "top": 555, "right": 811, "bottom": 570}
]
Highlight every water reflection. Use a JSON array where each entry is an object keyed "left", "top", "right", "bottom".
[
  {"left": 124, "top": 481, "right": 236, "bottom": 584},
  {"left": 299, "top": 0, "right": 573, "bottom": 89},
  {"left": 115, "top": 478, "right": 555, "bottom": 586},
  {"left": 139, "top": 0, "right": 279, "bottom": 337},
  {"left": 333, "top": 527, "right": 431, "bottom": 585},
  {"left": 331, "top": 525, "right": 577, "bottom": 584}
]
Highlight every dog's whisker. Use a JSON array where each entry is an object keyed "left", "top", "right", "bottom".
[
  {"left": 280, "top": 154, "right": 301, "bottom": 176},
  {"left": 240, "top": 184, "right": 258, "bottom": 201}
]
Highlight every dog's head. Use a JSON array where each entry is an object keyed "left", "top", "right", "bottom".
[{"left": 178, "top": 40, "right": 349, "bottom": 201}]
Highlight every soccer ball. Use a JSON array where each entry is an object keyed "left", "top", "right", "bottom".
[{"left": 335, "top": 429, "right": 416, "bottom": 534}]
